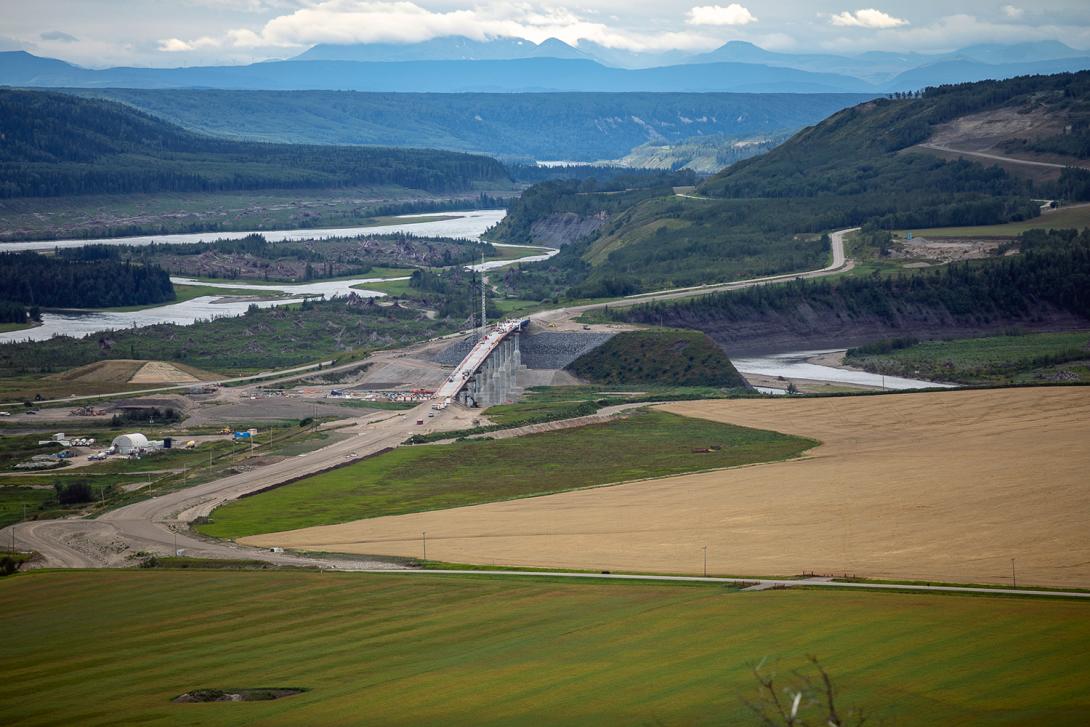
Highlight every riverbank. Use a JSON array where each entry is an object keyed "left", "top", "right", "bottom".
[{"left": 732, "top": 349, "right": 953, "bottom": 393}]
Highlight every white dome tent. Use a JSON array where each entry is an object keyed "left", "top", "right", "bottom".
[{"left": 111, "top": 433, "right": 149, "bottom": 455}]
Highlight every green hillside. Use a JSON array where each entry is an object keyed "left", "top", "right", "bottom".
[
  {"left": 0, "top": 89, "right": 508, "bottom": 198},
  {"left": 495, "top": 73, "right": 1090, "bottom": 300},
  {"left": 568, "top": 329, "right": 748, "bottom": 387}
]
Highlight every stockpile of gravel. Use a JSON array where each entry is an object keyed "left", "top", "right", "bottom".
[
  {"left": 520, "top": 332, "right": 616, "bottom": 369},
  {"left": 432, "top": 336, "right": 477, "bottom": 366},
  {"left": 433, "top": 331, "right": 616, "bottom": 370}
]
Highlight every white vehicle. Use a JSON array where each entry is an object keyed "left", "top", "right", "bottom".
[{"left": 0, "top": 411, "right": 10, "bottom": 417}]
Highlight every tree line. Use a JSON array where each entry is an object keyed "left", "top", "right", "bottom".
[
  {"left": 613, "top": 228, "right": 1090, "bottom": 329},
  {"left": 0, "top": 252, "right": 174, "bottom": 308}
]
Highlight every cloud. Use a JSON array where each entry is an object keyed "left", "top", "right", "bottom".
[
  {"left": 821, "top": 13, "right": 1090, "bottom": 54},
  {"left": 200, "top": 0, "right": 721, "bottom": 53},
  {"left": 686, "top": 4, "right": 757, "bottom": 27},
  {"left": 158, "top": 36, "right": 221, "bottom": 52},
  {"left": 40, "top": 30, "right": 78, "bottom": 43},
  {"left": 1002, "top": 6, "right": 1025, "bottom": 20},
  {"left": 829, "top": 9, "right": 909, "bottom": 29}
]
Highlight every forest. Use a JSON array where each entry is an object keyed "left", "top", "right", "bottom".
[
  {"left": 0, "top": 252, "right": 174, "bottom": 308},
  {"left": 0, "top": 90, "right": 509, "bottom": 198},
  {"left": 64, "top": 88, "right": 871, "bottom": 162},
  {"left": 612, "top": 228, "right": 1090, "bottom": 329}
]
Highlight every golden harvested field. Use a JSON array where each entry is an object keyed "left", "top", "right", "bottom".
[
  {"left": 246, "top": 388, "right": 1090, "bottom": 588},
  {"left": 54, "top": 359, "right": 219, "bottom": 385}
]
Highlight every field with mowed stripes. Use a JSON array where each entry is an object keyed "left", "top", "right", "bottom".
[{"left": 2, "top": 570, "right": 1088, "bottom": 725}]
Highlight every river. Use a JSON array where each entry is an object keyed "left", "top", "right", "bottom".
[
  {"left": 0, "top": 209, "right": 547, "bottom": 343},
  {"left": 0, "top": 210, "right": 508, "bottom": 252},
  {"left": 731, "top": 349, "right": 954, "bottom": 390}
]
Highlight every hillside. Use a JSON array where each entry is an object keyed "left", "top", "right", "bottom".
[
  {"left": 494, "top": 73, "right": 1090, "bottom": 300},
  {"left": 567, "top": 330, "right": 747, "bottom": 387},
  {"left": 0, "top": 89, "right": 508, "bottom": 198},
  {"left": 700, "top": 72, "right": 1090, "bottom": 199},
  {"left": 63, "top": 89, "right": 873, "bottom": 163},
  {"left": 609, "top": 229, "right": 1090, "bottom": 355}
]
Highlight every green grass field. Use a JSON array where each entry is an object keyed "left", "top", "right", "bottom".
[
  {"left": 904, "top": 203, "right": 1090, "bottom": 238},
  {"left": 846, "top": 331, "right": 1090, "bottom": 385},
  {"left": 1, "top": 570, "right": 1087, "bottom": 725},
  {"left": 200, "top": 410, "right": 814, "bottom": 540}
]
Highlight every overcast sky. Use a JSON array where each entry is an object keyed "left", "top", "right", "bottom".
[{"left": 4, "top": 1, "right": 1090, "bottom": 67}]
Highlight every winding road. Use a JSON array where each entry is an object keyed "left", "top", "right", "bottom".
[{"left": 920, "top": 143, "right": 1090, "bottom": 171}]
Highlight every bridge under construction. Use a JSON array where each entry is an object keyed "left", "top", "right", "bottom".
[{"left": 433, "top": 318, "right": 529, "bottom": 408}]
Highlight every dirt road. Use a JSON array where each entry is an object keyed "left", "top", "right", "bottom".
[{"left": 2, "top": 402, "right": 465, "bottom": 569}]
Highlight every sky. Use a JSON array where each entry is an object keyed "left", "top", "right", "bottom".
[{"left": 3, "top": 0, "right": 1090, "bottom": 67}]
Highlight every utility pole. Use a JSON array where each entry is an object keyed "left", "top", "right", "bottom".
[
  {"left": 703, "top": 545, "right": 708, "bottom": 577},
  {"left": 422, "top": 531, "right": 427, "bottom": 561},
  {"left": 479, "top": 250, "right": 487, "bottom": 342},
  {"left": 1011, "top": 558, "right": 1017, "bottom": 589}
]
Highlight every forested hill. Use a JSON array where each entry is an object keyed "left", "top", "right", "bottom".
[
  {"left": 700, "top": 71, "right": 1090, "bottom": 200},
  {"left": 492, "top": 73, "right": 1090, "bottom": 302},
  {"left": 63, "top": 89, "right": 874, "bottom": 162},
  {"left": 609, "top": 228, "right": 1090, "bottom": 354},
  {"left": 0, "top": 90, "right": 509, "bottom": 198}
]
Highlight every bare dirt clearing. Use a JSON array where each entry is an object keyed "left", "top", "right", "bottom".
[{"left": 247, "top": 388, "right": 1090, "bottom": 587}]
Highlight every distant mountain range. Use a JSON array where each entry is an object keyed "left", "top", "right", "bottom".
[{"left": 1, "top": 39, "right": 1088, "bottom": 94}]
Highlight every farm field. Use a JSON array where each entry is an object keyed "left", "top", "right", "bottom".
[
  {"left": 202, "top": 410, "right": 814, "bottom": 539},
  {"left": 246, "top": 388, "right": 1090, "bottom": 588},
  {"left": 1, "top": 570, "right": 1088, "bottom": 726},
  {"left": 845, "top": 331, "right": 1090, "bottom": 384}
]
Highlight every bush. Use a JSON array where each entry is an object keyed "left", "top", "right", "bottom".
[{"left": 53, "top": 480, "right": 94, "bottom": 505}]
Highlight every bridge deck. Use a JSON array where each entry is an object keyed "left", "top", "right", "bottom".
[{"left": 434, "top": 319, "right": 527, "bottom": 401}]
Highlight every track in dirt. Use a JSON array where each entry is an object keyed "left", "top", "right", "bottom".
[{"left": 245, "top": 387, "right": 1090, "bottom": 588}]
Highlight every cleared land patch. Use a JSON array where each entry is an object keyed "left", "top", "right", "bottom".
[
  {"left": 251, "top": 388, "right": 1090, "bottom": 588},
  {"left": 206, "top": 410, "right": 814, "bottom": 540},
  {"left": 1, "top": 571, "right": 1088, "bottom": 725},
  {"left": 53, "top": 359, "right": 220, "bottom": 385}
]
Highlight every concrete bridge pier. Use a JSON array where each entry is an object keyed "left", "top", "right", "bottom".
[{"left": 455, "top": 332, "right": 525, "bottom": 409}]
